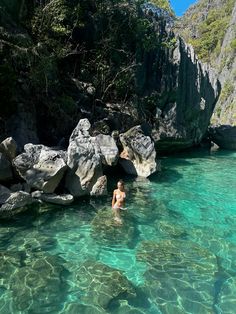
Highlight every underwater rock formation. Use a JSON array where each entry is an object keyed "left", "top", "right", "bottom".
[
  {"left": 91, "top": 208, "right": 137, "bottom": 247},
  {"left": 137, "top": 239, "right": 218, "bottom": 313},
  {"left": 218, "top": 276, "right": 236, "bottom": 313},
  {"left": 137, "top": 239, "right": 217, "bottom": 273},
  {"left": 74, "top": 260, "right": 136, "bottom": 309},
  {"left": 156, "top": 220, "right": 187, "bottom": 238},
  {"left": 61, "top": 302, "right": 107, "bottom": 314},
  {"left": 9, "top": 254, "right": 68, "bottom": 313}
]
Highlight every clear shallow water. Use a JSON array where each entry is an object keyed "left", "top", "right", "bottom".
[{"left": 0, "top": 149, "right": 236, "bottom": 313}]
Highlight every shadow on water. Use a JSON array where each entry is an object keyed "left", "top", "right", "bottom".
[
  {"left": 149, "top": 167, "right": 183, "bottom": 184},
  {"left": 164, "top": 146, "right": 236, "bottom": 160},
  {"left": 105, "top": 148, "right": 219, "bottom": 188},
  {"left": 150, "top": 147, "right": 234, "bottom": 184}
]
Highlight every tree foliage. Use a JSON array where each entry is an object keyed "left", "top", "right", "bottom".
[
  {"left": 0, "top": 0, "right": 175, "bottom": 129},
  {"left": 148, "top": 0, "right": 174, "bottom": 14},
  {"left": 183, "top": 0, "right": 235, "bottom": 63}
]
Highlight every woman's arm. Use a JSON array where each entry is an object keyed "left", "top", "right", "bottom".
[{"left": 112, "top": 190, "right": 116, "bottom": 208}]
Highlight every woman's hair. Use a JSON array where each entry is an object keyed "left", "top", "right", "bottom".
[{"left": 118, "top": 179, "right": 124, "bottom": 186}]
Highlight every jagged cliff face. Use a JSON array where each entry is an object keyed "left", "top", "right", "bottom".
[
  {"left": 214, "top": 3, "right": 236, "bottom": 125},
  {"left": 179, "top": 0, "right": 236, "bottom": 126},
  {"left": 0, "top": 0, "right": 220, "bottom": 153},
  {"left": 151, "top": 37, "right": 220, "bottom": 152}
]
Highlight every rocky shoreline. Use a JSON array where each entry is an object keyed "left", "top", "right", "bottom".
[
  {"left": 1, "top": 116, "right": 235, "bottom": 219},
  {"left": 209, "top": 125, "right": 236, "bottom": 150},
  {"left": 0, "top": 119, "right": 159, "bottom": 218}
]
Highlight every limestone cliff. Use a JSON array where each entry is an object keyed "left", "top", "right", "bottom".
[
  {"left": 179, "top": 0, "right": 236, "bottom": 126},
  {"left": 150, "top": 37, "right": 220, "bottom": 152},
  {"left": 0, "top": 0, "right": 220, "bottom": 153}
]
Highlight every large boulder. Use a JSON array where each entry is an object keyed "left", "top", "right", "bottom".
[
  {"left": 10, "top": 182, "right": 31, "bottom": 193},
  {"left": 119, "top": 126, "right": 159, "bottom": 177},
  {"left": 32, "top": 191, "right": 74, "bottom": 205},
  {"left": 90, "top": 175, "right": 107, "bottom": 196},
  {"left": 13, "top": 144, "right": 67, "bottom": 193},
  {"left": 0, "top": 152, "right": 13, "bottom": 182},
  {"left": 0, "top": 137, "right": 17, "bottom": 161},
  {"left": 0, "top": 185, "right": 11, "bottom": 205},
  {"left": 0, "top": 191, "right": 35, "bottom": 218},
  {"left": 65, "top": 119, "right": 107, "bottom": 197},
  {"left": 95, "top": 134, "right": 119, "bottom": 166},
  {"left": 209, "top": 125, "right": 236, "bottom": 150}
]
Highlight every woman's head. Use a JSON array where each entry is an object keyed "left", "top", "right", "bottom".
[{"left": 117, "top": 179, "right": 124, "bottom": 190}]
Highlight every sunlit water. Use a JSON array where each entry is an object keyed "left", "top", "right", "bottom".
[{"left": 0, "top": 149, "right": 236, "bottom": 314}]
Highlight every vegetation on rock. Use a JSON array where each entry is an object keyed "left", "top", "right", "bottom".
[
  {"left": 179, "top": 0, "right": 236, "bottom": 126},
  {"left": 0, "top": 0, "right": 175, "bottom": 143},
  {"left": 179, "top": 0, "right": 235, "bottom": 63}
]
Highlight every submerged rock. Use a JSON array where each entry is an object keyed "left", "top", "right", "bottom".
[
  {"left": 209, "top": 125, "right": 236, "bottom": 150},
  {"left": 13, "top": 144, "right": 67, "bottom": 193},
  {"left": 91, "top": 208, "right": 137, "bottom": 247},
  {"left": 32, "top": 191, "right": 74, "bottom": 205},
  {"left": 137, "top": 240, "right": 217, "bottom": 313},
  {"left": 157, "top": 220, "right": 187, "bottom": 238},
  {"left": 218, "top": 276, "right": 236, "bottom": 314},
  {"left": 110, "top": 303, "right": 148, "bottom": 314},
  {"left": 74, "top": 260, "right": 136, "bottom": 309},
  {"left": 0, "top": 251, "right": 26, "bottom": 287},
  {"left": 65, "top": 119, "right": 107, "bottom": 197},
  {"left": 9, "top": 254, "right": 68, "bottom": 313},
  {"left": 119, "top": 126, "right": 159, "bottom": 177},
  {"left": 8, "top": 229, "right": 57, "bottom": 253},
  {"left": 61, "top": 303, "right": 107, "bottom": 314},
  {"left": 143, "top": 271, "right": 214, "bottom": 314},
  {"left": 137, "top": 240, "right": 217, "bottom": 273}
]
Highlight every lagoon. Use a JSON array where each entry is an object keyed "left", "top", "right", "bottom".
[{"left": 0, "top": 149, "right": 236, "bottom": 313}]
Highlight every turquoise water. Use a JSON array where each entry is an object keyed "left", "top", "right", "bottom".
[{"left": 0, "top": 149, "right": 236, "bottom": 313}]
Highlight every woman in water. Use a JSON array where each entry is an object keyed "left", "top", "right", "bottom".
[{"left": 112, "top": 179, "right": 126, "bottom": 224}]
